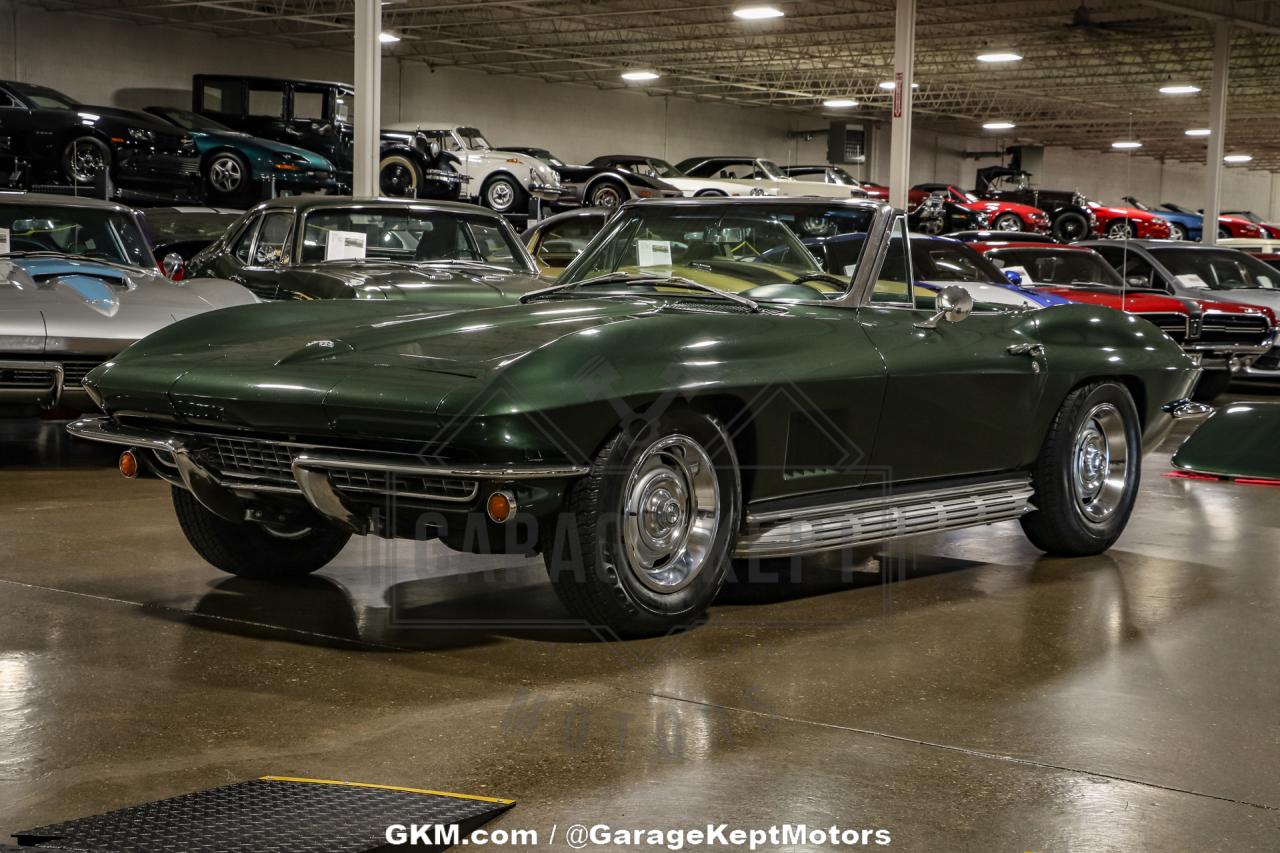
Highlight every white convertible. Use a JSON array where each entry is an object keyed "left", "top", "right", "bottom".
[
  {"left": 675, "top": 156, "right": 867, "bottom": 200},
  {"left": 387, "top": 122, "right": 566, "bottom": 214}
]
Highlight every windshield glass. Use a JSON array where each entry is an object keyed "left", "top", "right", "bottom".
[
  {"left": 10, "top": 82, "right": 79, "bottom": 110},
  {"left": 1151, "top": 248, "right": 1280, "bottom": 290},
  {"left": 333, "top": 91, "right": 355, "bottom": 124},
  {"left": 1, "top": 204, "right": 152, "bottom": 267},
  {"left": 141, "top": 210, "right": 240, "bottom": 243},
  {"left": 560, "top": 203, "right": 876, "bottom": 300},
  {"left": 988, "top": 248, "right": 1124, "bottom": 287},
  {"left": 613, "top": 159, "right": 681, "bottom": 179},
  {"left": 155, "top": 108, "right": 232, "bottom": 133},
  {"left": 299, "top": 206, "right": 532, "bottom": 271},
  {"left": 825, "top": 166, "right": 858, "bottom": 186},
  {"left": 458, "top": 127, "right": 491, "bottom": 150},
  {"left": 757, "top": 160, "right": 786, "bottom": 180},
  {"left": 914, "top": 242, "right": 1005, "bottom": 283}
]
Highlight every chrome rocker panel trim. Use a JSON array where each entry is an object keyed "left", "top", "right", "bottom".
[{"left": 733, "top": 478, "right": 1036, "bottom": 559}]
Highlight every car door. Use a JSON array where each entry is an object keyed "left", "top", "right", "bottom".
[
  {"left": 858, "top": 223, "right": 1050, "bottom": 482},
  {"left": 212, "top": 212, "right": 285, "bottom": 300}
]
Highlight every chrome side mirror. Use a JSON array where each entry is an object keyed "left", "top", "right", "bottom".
[
  {"left": 915, "top": 285, "right": 974, "bottom": 329},
  {"left": 162, "top": 252, "right": 185, "bottom": 280}
]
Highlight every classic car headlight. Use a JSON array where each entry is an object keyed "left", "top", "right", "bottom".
[{"left": 126, "top": 127, "right": 154, "bottom": 142}]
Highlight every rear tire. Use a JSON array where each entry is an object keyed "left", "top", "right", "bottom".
[
  {"left": 172, "top": 487, "right": 350, "bottom": 581},
  {"left": 544, "top": 409, "right": 740, "bottom": 637},
  {"left": 1053, "top": 211, "right": 1089, "bottom": 242},
  {"left": 1020, "top": 381, "right": 1141, "bottom": 556},
  {"left": 1106, "top": 219, "right": 1136, "bottom": 239},
  {"left": 1191, "top": 370, "right": 1232, "bottom": 401},
  {"left": 1168, "top": 222, "right": 1187, "bottom": 241},
  {"left": 62, "top": 136, "right": 111, "bottom": 185}
]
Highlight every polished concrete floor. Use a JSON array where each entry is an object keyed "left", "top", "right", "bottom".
[{"left": 2, "top": 388, "right": 1279, "bottom": 852}]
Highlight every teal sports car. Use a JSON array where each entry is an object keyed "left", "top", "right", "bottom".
[{"left": 145, "top": 106, "right": 337, "bottom": 204}]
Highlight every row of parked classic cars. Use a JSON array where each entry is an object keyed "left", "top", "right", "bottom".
[
  {"left": 4, "top": 130, "right": 1279, "bottom": 635},
  {"left": 4, "top": 73, "right": 1278, "bottom": 244}
]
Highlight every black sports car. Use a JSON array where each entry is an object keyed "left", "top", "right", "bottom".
[
  {"left": 498, "top": 146, "right": 681, "bottom": 209},
  {"left": 0, "top": 80, "right": 201, "bottom": 202}
]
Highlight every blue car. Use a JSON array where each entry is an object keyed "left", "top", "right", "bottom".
[
  {"left": 1123, "top": 196, "right": 1201, "bottom": 241},
  {"left": 144, "top": 106, "right": 337, "bottom": 203}
]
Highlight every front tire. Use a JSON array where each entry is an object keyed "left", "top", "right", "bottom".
[
  {"left": 588, "top": 179, "right": 627, "bottom": 209},
  {"left": 379, "top": 154, "right": 422, "bottom": 198},
  {"left": 205, "top": 151, "right": 250, "bottom": 202},
  {"left": 62, "top": 136, "right": 110, "bottom": 185},
  {"left": 992, "top": 212, "right": 1024, "bottom": 232},
  {"left": 1020, "top": 381, "right": 1141, "bottom": 556},
  {"left": 1106, "top": 219, "right": 1136, "bottom": 239},
  {"left": 172, "top": 488, "right": 351, "bottom": 581},
  {"left": 544, "top": 409, "right": 740, "bottom": 637},
  {"left": 1168, "top": 222, "right": 1187, "bottom": 241},
  {"left": 481, "top": 174, "right": 528, "bottom": 214},
  {"left": 1053, "top": 211, "right": 1089, "bottom": 242}
]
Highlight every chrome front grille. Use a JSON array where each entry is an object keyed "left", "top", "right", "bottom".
[
  {"left": 60, "top": 359, "right": 103, "bottom": 388},
  {"left": 206, "top": 436, "right": 297, "bottom": 482},
  {"left": 0, "top": 366, "right": 58, "bottom": 390},
  {"left": 1137, "top": 312, "right": 1190, "bottom": 343},
  {"left": 327, "top": 469, "right": 479, "bottom": 502},
  {"left": 194, "top": 433, "right": 479, "bottom": 502},
  {"left": 1200, "top": 312, "right": 1271, "bottom": 345}
]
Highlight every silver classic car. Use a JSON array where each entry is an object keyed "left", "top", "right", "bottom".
[{"left": 0, "top": 192, "right": 256, "bottom": 412}]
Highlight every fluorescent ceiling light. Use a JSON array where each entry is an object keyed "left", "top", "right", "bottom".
[
  {"left": 621, "top": 70, "right": 660, "bottom": 81},
  {"left": 1224, "top": 154, "right": 1253, "bottom": 163},
  {"left": 823, "top": 98, "right": 858, "bottom": 108},
  {"left": 879, "top": 80, "right": 918, "bottom": 90},
  {"left": 983, "top": 120, "right": 1015, "bottom": 130},
  {"left": 1185, "top": 128, "right": 1211, "bottom": 137},
  {"left": 976, "top": 52, "right": 1022, "bottom": 63},
  {"left": 1159, "top": 84, "right": 1200, "bottom": 95},
  {"left": 379, "top": 32, "right": 400, "bottom": 43},
  {"left": 733, "top": 5, "right": 784, "bottom": 19},
  {"left": 1111, "top": 141, "right": 1142, "bottom": 149}
]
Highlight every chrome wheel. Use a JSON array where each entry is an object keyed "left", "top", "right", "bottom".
[
  {"left": 485, "top": 178, "right": 516, "bottom": 211},
  {"left": 621, "top": 434, "right": 720, "bottom": 593},
  {"left": 1169, "top": 223, "right": 1187, "bottom": 241},
  {"left": 1107, "top": 220, "right": 1135, "bottom": 239},
  {"left": 65, "top": 140, "right": 107, "bottom": 183},
  {"left": 1071, "top": 403, "right": 1129, "bottom": 522},
  {"left": 208, "top": 154, "right": 244, "bottom": 194},
  {"left": 591, "top": 184, "right": 624, "bottom": 208},
  {"left": 993, "top": 213, "right": 1022, "bottom": 231}
]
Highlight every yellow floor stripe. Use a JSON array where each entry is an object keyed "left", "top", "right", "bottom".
[{"left": 260, "top": 776, "right": 514, "bottom": 805}]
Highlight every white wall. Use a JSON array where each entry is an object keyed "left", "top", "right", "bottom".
[{"left": 2, "top": 0, "right": 1276, "bottom": 218}]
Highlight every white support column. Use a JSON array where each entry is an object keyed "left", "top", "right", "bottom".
[
  {"left": 1203, "top": 20, "right": 1230, "bottom": 246},
  {"left": 353, "top": 0, "right": 382, "bottom": 198},
  {"left": 887, "top": 0, "right": 915, "bottom": 210}
]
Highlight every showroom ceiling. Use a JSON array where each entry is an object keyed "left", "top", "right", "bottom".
[{"left": 41, "top": 0, "right": 1280, "bottom": 169}]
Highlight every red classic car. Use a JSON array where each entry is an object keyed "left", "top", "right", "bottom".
[
  {"left": 908, "top": 183, "right": 1051, "bottom": 234},
  {"left": 975, "top": 240, "right": 1273, "bottom": 398},
  {"left": 1084, "top": 202, "right": 1171, "bottom": 240}
]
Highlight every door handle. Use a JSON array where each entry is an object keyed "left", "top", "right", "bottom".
[{"left": 1006, "top": 342, "right": 1045, "bottom": 358}]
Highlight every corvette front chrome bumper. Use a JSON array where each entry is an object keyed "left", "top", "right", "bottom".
[{"left": 66, "top": 416, "right": 589, "bottom": 535}]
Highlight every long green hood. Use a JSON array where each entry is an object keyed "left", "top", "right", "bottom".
[{"left": 85, "top": 295, "right": 839, "bottom": 450}]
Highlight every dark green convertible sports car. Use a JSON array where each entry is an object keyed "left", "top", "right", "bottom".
[{"left": 70, "top": 198, "right": 1202, "bottom": 636}]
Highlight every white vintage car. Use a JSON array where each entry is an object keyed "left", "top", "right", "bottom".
[
  {"left": 387, "top": 122, "right": 565, "bottom": 214},
  {"left": 674, "top": 156, "right": 868, "bottom": 200}
]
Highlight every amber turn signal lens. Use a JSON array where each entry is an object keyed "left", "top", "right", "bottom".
[
  {"left": 118, "top": 450, "right": 139, "bottom": 479},
  {"left": 486, "top": 490, "right": 516, "bottom": 524}
]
